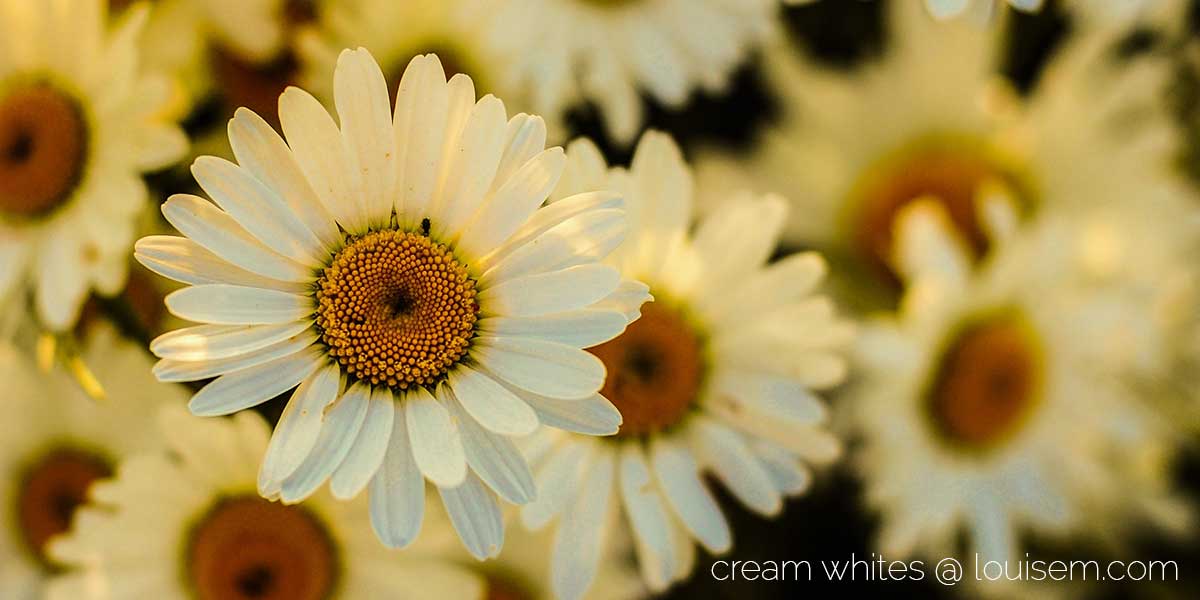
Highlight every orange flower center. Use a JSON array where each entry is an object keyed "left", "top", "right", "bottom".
[
  {"left": 926, "top": 317, "right": 1043, "bottom": 449},
  {"left": 589, "top": 301, "right": 705, "bottom": 437},
  {"left": 188, "top": 496, "right": 337, "bottom": 600},
  {"left": 851, "top": 138, "right": 1030, "bottom": 283},
  {"left": 316, "top": 229, "right": 478, "bottom": 390},
  {"left": 17, "top": 448, "right": 112, "bottom": 566},
  {"left": 0, "top": 84, "right": 88, "bottom": 218}
]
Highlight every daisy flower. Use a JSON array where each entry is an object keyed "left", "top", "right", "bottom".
[
  {"left": 47, "top": 404, "right": 482, "bottom": 600},
  {"left": 852, "top": 197, "right": 1192, "bottom": 589},
  {"left": 295, "top": 0, "right": 538, "bottom": 134},
  {"left": 135, "top": 49, "right": 634, "bottom": 559},
  {"left": 696, "top": 0, "right": 1179, "bottom": 308},
  {"left": 465, "top": 0, "right": 780, "bottom": 144},
  {"left": 521, "top": 131, "right": 853, "bottom": 599},
  {"left": 924, "top": 0, "right": 1171, "bottom": 23},
  {"left": 0, "top": 0, "right": 187, "bottom": 334},
  {"left": 0, "top": 324, "right": 185, "bottom": 598}
]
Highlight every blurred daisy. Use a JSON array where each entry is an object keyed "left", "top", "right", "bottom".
[
  {"left": 48, "top": 404, "right": 482, "bottom": 600},
  {"left": 697, "top": 0, "right": 1178, "bottom": 308},
  {"left": 296, "top": 0, "right": 536, "bottom": 132},
  {"left": 112, "top": 0, "right": 293, "bottom": 116},
  {"left": 0, "top": 324, "right": 183, "bottom": 598},
  {"left": 522, "top": 132, "right": 852, "bottom": 599},
  {"left": 466, "top": 0, "right": 779, "bottom": 144},
  {"left": 924, "top": 0, "right": 1168, "bottom": 23},
  {"left": 852, "top": 198, "right": 1191, "bottom": 582},
  {"left": 136, "top": 49, "right": 633, "bottom": 559},
  {"left": 0, "top": 1, "right": 187, "bottom": 333},
  {"left": 923, "top": 0, "right": 1042, "bottom": 21}
]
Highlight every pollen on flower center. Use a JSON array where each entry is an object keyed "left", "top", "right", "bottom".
[
  {"left": 851, "top": 137, "right": 1031, "bottom": 283},
  {"left": 926, "top": 316, "right": 1042, "bottom": 449},
  {"left": 316, "top": 229, "right": 478, "bottom": 390},
  {"left": 0, "top": 84, "right": 88, "bottom": 218},
  {"left": 188, "top": 496, "right": 336, "bottom": 600},
  {"left": 589, "top": 301, "right": 705, "bottom": 437},
  {"left": 17, "top": 448, "right": 112, "bottom": 566}
]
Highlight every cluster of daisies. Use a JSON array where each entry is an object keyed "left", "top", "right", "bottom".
[{"left": 0, "top": 0, "right": 1197, "bottom": 599}]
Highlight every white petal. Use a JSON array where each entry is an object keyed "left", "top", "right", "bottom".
[
  {"left": 153, "top": 329, "right": 317, "bottom": 381},
  {"left": 335, "top": 48, "right": 396, "bottom": 229},
  {"left": 165, "top": 284, "right": 311, "bottom": 325},
  {"left": 150, "top": 321, "right": 313, "bottom": 361},
  {"left": 369, "top": 402, "right": 426, "bottom": 549},
  {"left": 492, "top": 113, "right": 548, "bottom": 191},
  {"left": 188, "top": 346, "right": 324, "bottom": 416},
  {"left": 134, "top": 235, "right": 306, "bottom": 292},
  {"left": 475, "top": 310, "right": 627, "bottom": 348},
  {"left": 478, "top": 264, "right": 619, "bottom": 317},
  {"left": 749, "top": 439, "right": 812, "bottom": 496},
  {"left": 279, "top": 86, "right": 366, "bottom": 234},
  {"left": 690, "top": 419, "right": 781, "bottom": 516},
  {"left": 650, "top": 437, "right": 731, "bottom": 553},
  {"left": 191, "top": 156, "right": 325, "bottom": 265},
  {"left": 161, "top": 194, "right": 314, "bottom": 282},
  {"left": 330, "top": 386, "right": 395, "bottom": 499},
  {"left": 431, "top": 94, "right": 507, "bottom": 241},
  {"left": 473, "top": 337, "right": 605, "bottom": 399},
  {"left": 480, "top": 209, "right": 626, "bottom": 286},
  {"left": 592, "top": 280, "right": 653, "bottom": 323},
  {"left": 706, "top": 371, "right": 829, "bottom": 428},
  {"left": 258, "top": 364, "right": 340, "bottom": 494},
  {"left": 518, "top": 392, "right": 622, "bottom": 436},
  {"left": 618, "top": 444, "right": 675, "bottom": 576},
  {"left": 439, "top": 473, "right": 505, "bottom": 560},
  {"left": 481, "top": 191, "right": 623, "bottom": 271},
  {"left": 406, "top": 386, "right": 467, "bottom": 487},
  {"left": 456, "top": 147, "right": 564, "bottom": 260},
  {"left": 228, "top": 107, "right": 340, "bottom": 249},
  {"left": 447, "top": 365, "right": 539, "bottom": 436},
  {"left": 692, "top": 196, "right": 786, "bottom": 288},
  {"left": 551, "top": 447, "right": 614, "bottom": 600},
  {"left": 522, "top": 439, "right": 594, "bottom": 530},
  {"left": 278, "top": 383, "right": 371, "bottom": 502},
  {"left": 394, "top": 55, "right": 450, "bottom": 228},
  {"left": 445, "top": 393, "right": 536, "bottom": 504}
]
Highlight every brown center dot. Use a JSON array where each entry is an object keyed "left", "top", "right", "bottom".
[
  {"left": 589, "top": 301, "right": 705, "bottom": 437},
  {"left": 189, "top": 496, "right": 336, "bottom": 600},
  {"left": 926, "top": 317, "right": 1042, "bottom": 449},
  {"left": 17, "top": 448, "right": 112, "bottom": 565},
  {"left": 851, "top": 138, "right": 1031, "bottom": 284},
  {"left": 316, "top": 229, "right": 478, "bottom": 389},
  {"left": 0, "top": 84, "right": 88, "bottom": 218}
]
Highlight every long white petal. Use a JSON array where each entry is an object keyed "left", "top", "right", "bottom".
[
  {"left": 278, "top": 383, "right": 371, "bottom": 502},
  {"left": 134, "top": 236, "right": 306, "bottom": 292},
  {"left": 475, "top": 310, "right": 626, "bottom": 348},
  {"left": 165, "top": 284, "right": 311, "bottom": 325},
  {"left": 521, "top": 439, "right": 594, "bottom": 530},
  {"left": 444, "top": 394, "right": 536, "bottom": 504},
  {"left": 690, "top": 419, "right": 781, "bottom": 516},
  {"left": 618, "top": 444, "right": 675, "bottom": 575},
  {"left": 279, "top": 86, "right": 366, "bottom": 234},
  {"left": 330, "top": 386, "right": 395, "bottom": 499},
  {"left": 258, "top": 364, "right": 340, "bottom": 494},
  {"left": 480, "top": 209, "right": 626, "bottom": 286},
  {"left": 516, "top": 392, "right": 622, "bottom": 436},
  {"left": 477, "top": 264, "right": 619, "bottom": 318},
  {"left": 369, "top": 401, "right": 426, "bottom": 549},
  {"left": 473, "top": 337, "right": 605, "bottom": 400},
  {"left": 650, "top": 437, "right": 730, "bottom": 553},
  {"left": 455, "top": 146, "right": 563, "bottom": 260},
  {"left": 394, "top": 55, "right": 450, "bottom": 228},
  {"left": 551, "top": 447, "right": 614, "bottom": 600},
  {"left": 406, "top": 386, "right": 467, "bottom": 487},
  {"left": 439, "top": 474, "right": 504, "bottom": 560},
  {"left": 447, "top": 365, "right": 539, "bottom": 436},
  {"left": 335, "top": 48, "right": 395, "bottom": 229},
  {"left": 481, "top": 190, "right": 622, "bottom": 271},
  {"left": 153, "top": 329, "right": 317, "bottom": 381},
  {"left": 188, "top": 346, "right": 324, "bottom": 416},
  {"left": 432, "top": 95, "right": 507, "bottom": 241},
  {"left": 150, "top": 321, "right": 313, "bottom": 361}
]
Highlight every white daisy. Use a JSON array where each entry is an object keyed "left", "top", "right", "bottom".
[
  {"left": 0, "top": 0, "right": 187, "bottom": 334},
  {"left": 522, "top": 131, "right": 853, "bottom": 599},
  {"left": 0, "top": 324, "right": 185, "bottom": 598},
  {"left": 696, "top": 0, "right": 1179, "bottom": 308},
  {"left": 924, "top": 0, "right": 1171, "bottom": 24},
  {"left": 852, "top": 197, "right": 1192, "bottom": 591},
  {"left": 47, "top": 404, "right": 483, "bottom": 600},
  {"left": 466, "top": 0, "right": 780, "bottom": 144},
  {"left": 135, "top": 49, "right": 635, "bottom": 559},
  {"left": 295, "top": 0, "right": 539, "bottom": 135}
]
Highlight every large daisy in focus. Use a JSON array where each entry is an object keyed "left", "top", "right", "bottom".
[
  {"left": 852, "top": 198, "right": 1192, "bottom": 590},
  {"left": 136, "top": 49, "right": 634, "bottom": 558},
  {"left": 522, "top": 132, "right": 852, "bottom": 599},
  {"left": 466, "top": 0, "right": 779, "bottom": 144},
  {"left": 48, "top": 404, "right": 481, "bottom": 600},
  {"left": 0, "top": 324, "right": 184, "bottom": 598},
  {"left": 697, "top": 0, "right": 1179, "bottom": 308},
  {"left": 0, "top": 1, "right": 187, "bottom": 334}
]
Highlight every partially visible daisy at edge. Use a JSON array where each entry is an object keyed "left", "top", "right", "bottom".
[
  {"left": 295, "top": 0, "right": 543, "bottom": 137},
  {"left": 135, "top": 49, "right": 642, "bottom": 559},
  {"left": 0, "top": 0, "right": 187, "bottom": 337},
  {"left": 464, "top": 0, "right": 780, "bottom": 145},
  {"left": 520, "top": 131, "right": 853, "bottom": 599},
  {"left": 923, "top": 0, "right": 1175, "bottom": 24},
  {"left": 695, "top": 0, "right": 1180, "bottom": 309},
  {"left": 48, "top": 404, "right": 482, "bottom": 600},
  {"left": 850, "top": 196, "right": 1193, "bottom": 596},
  {"left": 0, "top": 324, "right": 185, "bottom": 598}
]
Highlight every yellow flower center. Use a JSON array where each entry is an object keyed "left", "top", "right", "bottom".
[
  {"left": 926, "top": 316, "right": 1043, "bottom": 449},
  {"left": 316, "top": 229, "right": 478, "bottom": 390},
  {"left": 850, "top": 137, "right": 1031, "bottom": 284},
  {"left": 0, "top": 84, "right": 88, "bottom": 219},
  {"left": 589, "top": 301, "right": 705, "bottom": 437},
  {"left": 17, "top": 448, "right": 112, "bottom": 567},
  {"left": 188, "top": 496, "right": 336, "bottom": 600}
]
